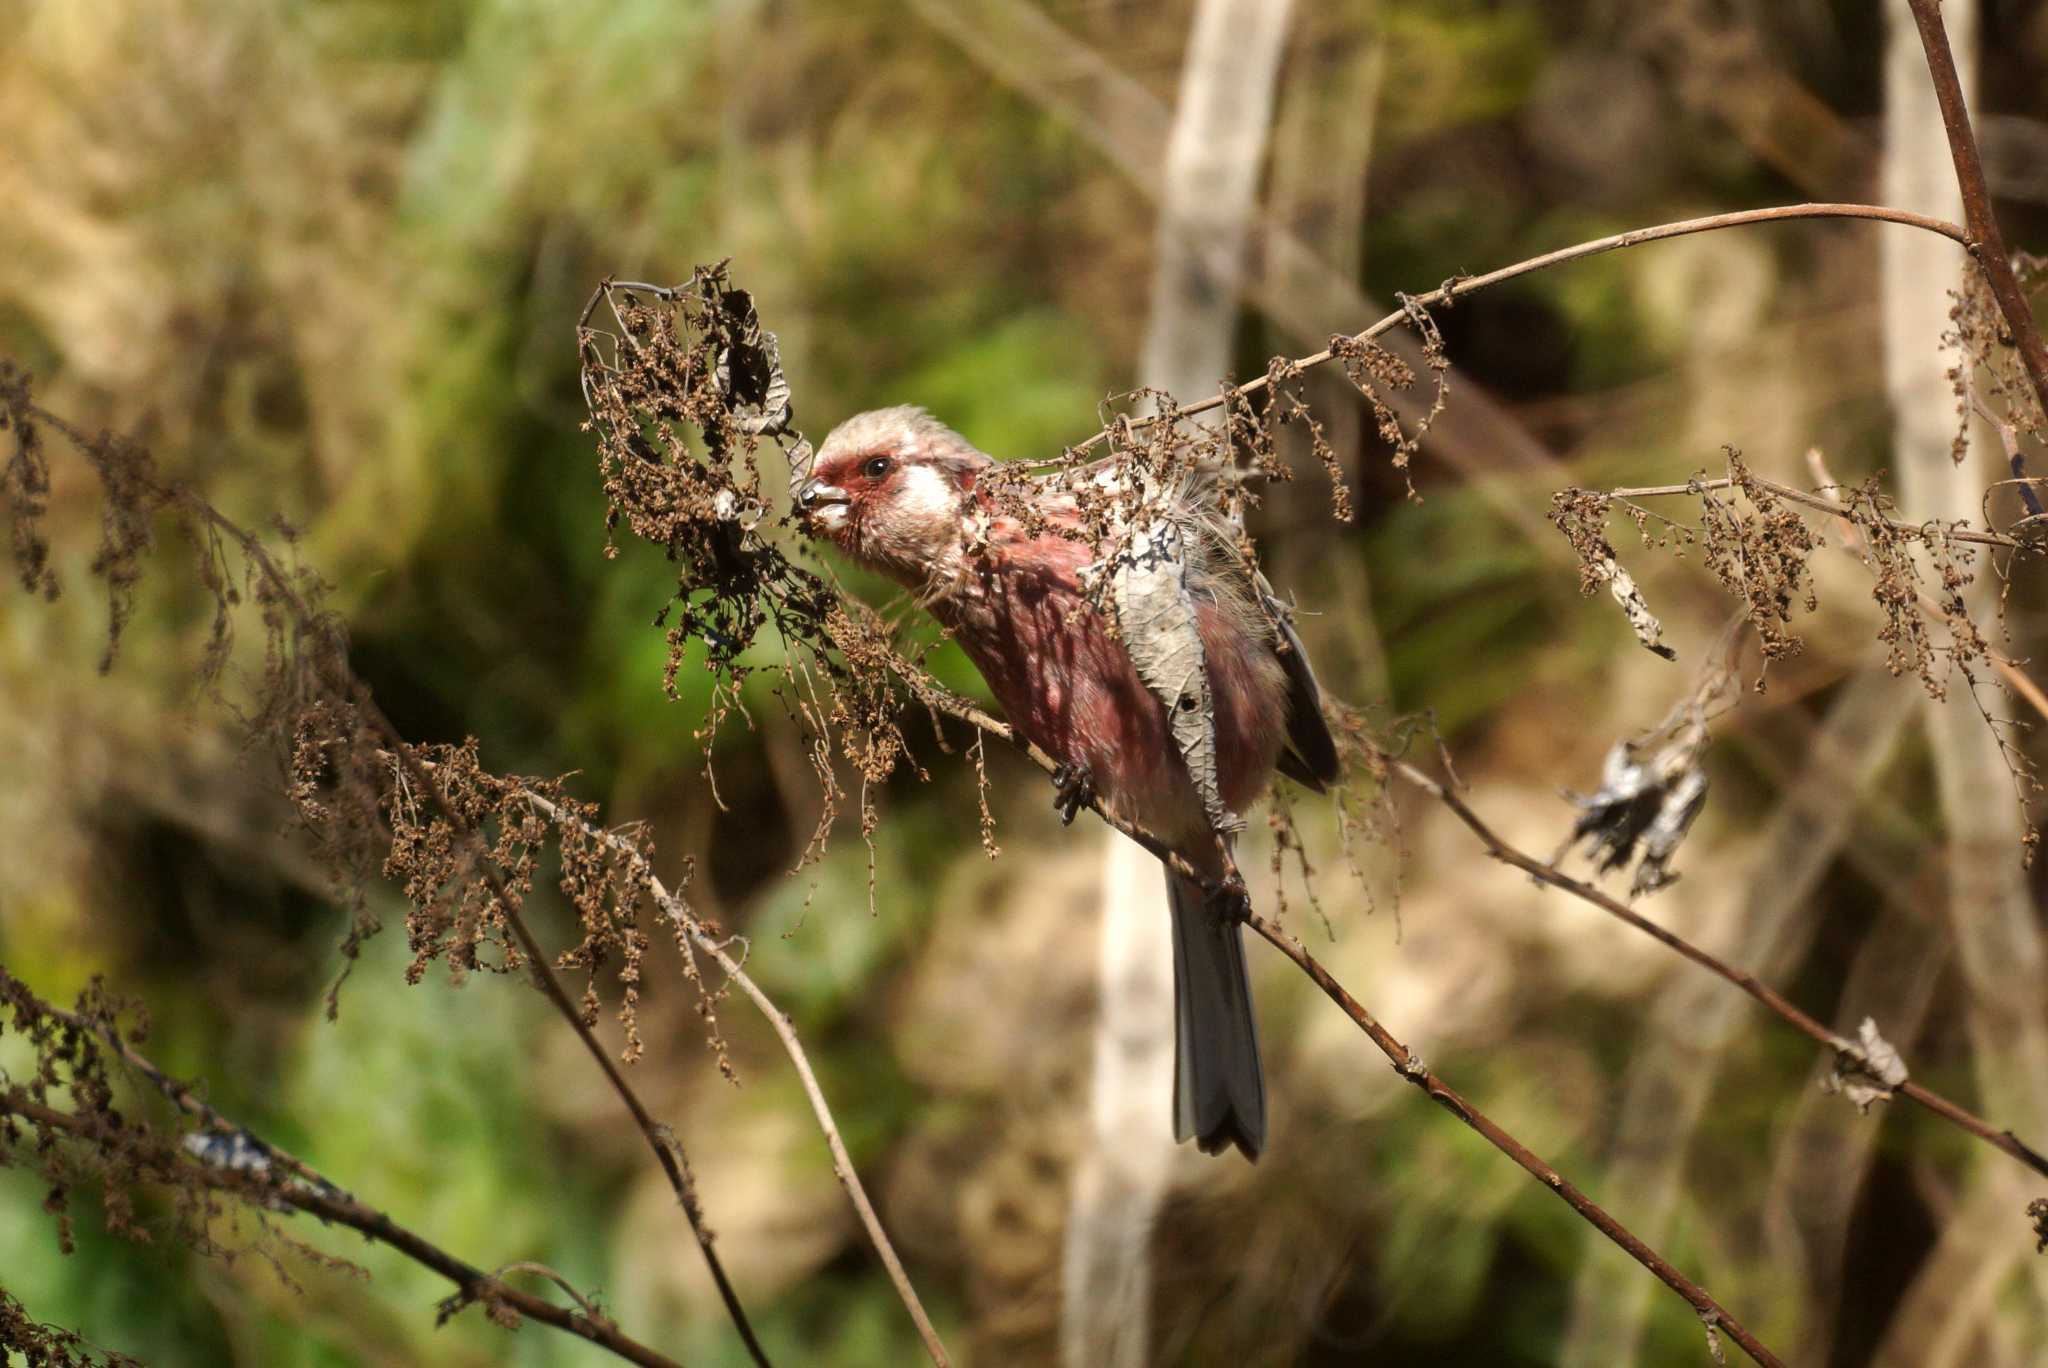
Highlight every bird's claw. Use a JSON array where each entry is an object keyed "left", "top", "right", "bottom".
[
  {"left": 1051, "top": 762, "right": 1095, "bottom": 826},
  {"left": 1206, "top": 879, "right": 1253, "bottom": 925}
]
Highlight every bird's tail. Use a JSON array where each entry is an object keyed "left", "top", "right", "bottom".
[{"left": 1166, "top": 869, "right": 1266, "bottom": 1161}]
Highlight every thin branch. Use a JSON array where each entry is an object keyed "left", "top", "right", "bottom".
[
  {"left": 374, "top": 737, "right": 772, "bottom": 1367},
  {"left": 1806, "top": 447, "right": 2048, "bottom": 723},
  {"left": 21, "top": 400, "right": 774, "bottom": 1368},
  {"left": 499, "top": 787, "right": 953, "bottom": 1368},
  {"left": 1603, "top": 474, "right": 2024, "bottom": 550},
  {"left": 1242, "top": 911, "right": 1783, "bottom": 1368},
  {"left": 3, "top": 1095, "right": 682, "bottom": 1368},
  {"left": 484, "top": 1262, "right": 615, "bottom": 1325},
  {"left": 893, "top": 660, "right": 2048, "bottom": 1280},
  {"left": 1905, "top": 0, "right": 2048, "bottom": 515},
  {"left": 1387, "top": 758, "right": 2048, "bottom": 1182},
  {"left": 868, "top": 685, "right": 1777, "bottom": 1363},
  {"left": 1059, "top": 203, "right": 1969, "bottom": 461}
]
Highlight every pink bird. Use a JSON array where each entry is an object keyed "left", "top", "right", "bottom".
[{"left": 797, "top": 407, "right": 1340, "bottom": 1160}]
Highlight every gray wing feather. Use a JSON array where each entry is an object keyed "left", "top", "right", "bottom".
[{"left": 1263, "top": 581, "right": 1341, "bottom": 789}]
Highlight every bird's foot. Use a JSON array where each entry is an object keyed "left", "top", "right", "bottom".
[
  {"left": 1205, "top": 876, "right": 1253, "bottom": 925},
  {"left": 1051, "top": 762, "right": 1095, "bottom": 826}
]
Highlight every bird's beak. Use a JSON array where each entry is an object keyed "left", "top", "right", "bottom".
[
  {"left": 796, "top": 479, "right": 850, "bottom": 510},
  {"left": 795, "top": 479, "right": 851, "bottom": 531}
]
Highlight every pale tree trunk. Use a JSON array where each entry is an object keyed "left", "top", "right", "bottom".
[
  {"left": 903, "top": 0, "right": 1573, "bottom": 549},
  {"left": 1060, "top": 3, "right": 1294, "bottom": 1363},
  {"left": 1877, "top": 0, "right": 2048, "bottom": 1360}
]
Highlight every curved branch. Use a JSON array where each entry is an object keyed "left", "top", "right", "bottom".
[
  {"left": 880, "top": 684, "right": 1780, "bottom": 1363},
  {"left": 1243, "top": 911, "right": 1783, "bottom": 1368},
  {"left": 19, "top": 399, "right": 773, "bottom": 1368},
  {"left": 501, "top": 788, "right": 954, "bottom": 1368},
  {"left": 1602, "top": 474, "right": 2024, "bottom": 550},
  {"left": 1905, "top": 0, "right": 2048, "bottom": 515},
  {"left": 1061, "top": 202, "right": 1969, "bottom": 460},
  {"left": 1388, "top": 758, "right": 2048, "bottom": 1182},
  {"left": 4, "top": 1094, "right": 682, "bottom": 1368}
]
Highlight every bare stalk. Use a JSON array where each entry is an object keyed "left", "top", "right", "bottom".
[
  {"left": 20, "top": 400, "right": 773, "bottom": 1368},
  {"left": 497, "top": 786, "right": 953, "bottom": 1368},
  {"left": 1387, "top": 758, "right": 2048, "bottom": 1182},
  {"left": 1242, "top": 911, "right": 1784, "bottom": 1368},
  {"left": 4, "top": 1093, "right": 683, "bottom": 1368},
  {"left": 872, "top": 683, "right": 1781, "bottom": 1363},
  {"left": 1059, "top": 203, "right": 1969, "bottom": 462},
  {"left": 1905, "top": 0, "right": 2048, "bottom": 491},
  {"left": 894, "top": 657, "right": 2048, "bottom": 1183},
  {"left": 1602, "top": 474, "right": 2023, "bottom": 550},
  {"left": 1806, "top": 448, "right": 2048, "bottom": 724},
  {"left": 895, "top": 648, "right": 2048, "bottom": 1215}
]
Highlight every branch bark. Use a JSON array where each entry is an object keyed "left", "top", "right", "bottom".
[
  {"left": 1884, "top": 2, "right": 2048, "bottom": 1349},
  {"left": 1563, "top": 665, "right": 1913, "bottom": 1363},
  {"left": 18, "top": 399, "right": 774, "bottom": 1368},
  {"left": 3, "top": 1087, "right": 682, "bottom": 1368},
  {"left": 490, "top": 784, "right": 952, "bottom": 1368},
  {"left": 1388, "top": 757, "right": 2048, "bottom": 1182},
  {"left": 1905, "top": 0, "right": 2048, "bottom": 461},
  {"left": 1054, "top": 202, "right": 1970, "bottom": 463},
  {"left": 857, "top": 676, "right": 1789, "bottom": 1362},
  {"left": 1242, "top": 911, "right": 1785, "bottom": 1368}
]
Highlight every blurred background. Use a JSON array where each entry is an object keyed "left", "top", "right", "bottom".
[{"left": 5, "top": 1, "right": 2048, "bottom": 1364}]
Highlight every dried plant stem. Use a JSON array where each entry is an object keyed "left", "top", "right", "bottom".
[
  {"left": 882, "top": 692, "right": 1774, "bottom": 1364},
  {"left": 21, "top": 399, "right": 773, "bottom": 1368},
  {"left": 497, "top": 787, "right": 953, "bottom": 1368},
  {"left": 1604, "top": 475, "right": 2023, "bottom": 550},
  {"left": 1062, "top": 203, "right": 1969, "bottom": 461},
  {"left": 1905, "top": 0, "right": 2048, "bottom": 448},
  {"left": 707, "top": 941, "right": 950, "bottom": 1367},
  {"left": 1983, "top": 652, "right": 2048, "bottom": 724},
  {"left": 902, "top": 667, "right": 2048, "bottom": 1336},
  {"left": 377, "top": 737, "right": 769, "bottom": 1368},
  {"left": 1241, "top": 911, "right": 1783, "bottom": 1368},
  {"left": 1387, "top": 758, "right": 2048, "bottom": 1182},
  {"left": 1806, "top": 448, "right": 2048, "bottom": 723},
  {"left": 6, "top": 1096, "right": 682, "bottom": 1368}
]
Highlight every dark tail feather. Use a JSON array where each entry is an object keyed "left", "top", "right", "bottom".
[{"left": 1167, "top": 870, "right": 1266, "bottom": 1161}]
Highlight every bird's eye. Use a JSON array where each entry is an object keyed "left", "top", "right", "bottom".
[{"left": 862, "top": 456, "right": 893, "bottom": 481}]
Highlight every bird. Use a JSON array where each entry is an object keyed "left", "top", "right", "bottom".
[{"left": 795, "top": 406, "right": 1340, "bottom": 1160}]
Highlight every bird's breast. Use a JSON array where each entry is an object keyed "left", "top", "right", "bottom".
[{"left": 937, "top": 539, "right": 1288, "bottom": 844}]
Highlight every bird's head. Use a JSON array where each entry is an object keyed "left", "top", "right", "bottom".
[{"left": 796, "top": 406, "right": 992, "bottom": 580}]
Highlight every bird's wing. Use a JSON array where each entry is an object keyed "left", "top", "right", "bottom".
[{"left": 1261, "top": 577, "right": 1342, "bottom": 790}]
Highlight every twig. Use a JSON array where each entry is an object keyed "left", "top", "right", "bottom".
[
  {"left": 483, "top": 1262, "right": 614, "bottom": 1325},
  {"left": 1805, "top": 447, "right": 2048, "bottom": 722},
  {"left": 873, "top": 685, "right": 1777, "bottom": 1362},
  {"left": 500, "top": 788, "right": 954, "bottom": 1368},
  {"left": 898, "top": 664, "right": 2048, "bottom": 1237},
  {"left": 1242, "top": 912, "right": 1784, "bottom": 1368},
  {"left": 1058, "top": 203, "right": 1969, "bottom": 462},
  {"left": 374, "top": 737, "right": 771, "bottom": 1367},
  {"left": 3, "top": 1094, "right": 682, "bottom": 1368},
  {"left": 1603, "top": 474, "right": 2024, "bottom": 550},
  {"left": 1388, "top": 758, "right": 2048, "bottom": 1182},
  {"left": 1905, "top": 0, "right": 2048, "bottom": 516},
  {"left": 20, "top": 400, "right": 773, "bottom": 1368}
]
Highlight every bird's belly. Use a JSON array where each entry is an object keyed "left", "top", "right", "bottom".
[{"left": 953, "top": 587, "right": 1285, "bottom": 848}]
